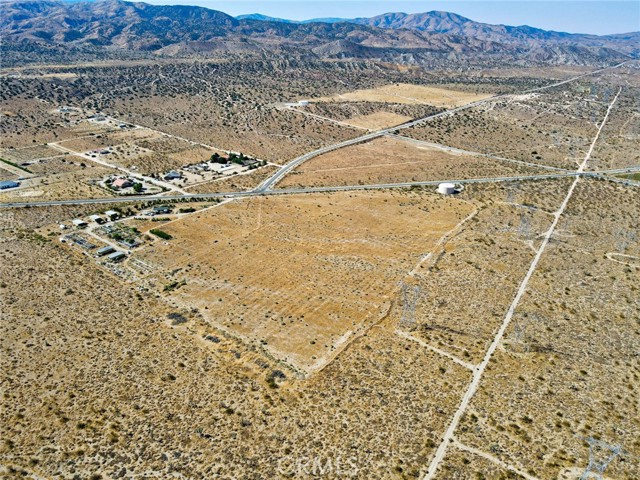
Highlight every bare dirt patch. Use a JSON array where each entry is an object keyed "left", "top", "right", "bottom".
[
  {"left": 278, "top": 136, "right": 552, "bottom": 189},
  {"left": 314, "top": 84, "right": 492, "bottom": 108},
  {"left": 344, "top": 111, "right": 412, "bottom": 130},
  {"left": 133, "top": 191, "right": 475, "bottom": 372}
]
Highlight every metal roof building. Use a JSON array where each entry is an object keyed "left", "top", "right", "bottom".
[
  {"left": 107, "top": 251, "right": 126, "bottom": 262},
  {"left": 97, "top": 246, "right": 115, "bottom": 256},
  {"left": 0, "top": 180, "right": 20, "bottom": 190}
]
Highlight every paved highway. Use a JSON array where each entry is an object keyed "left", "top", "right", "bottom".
[
  {"left": 256, "top": 61, "right": 630, "bottom": 192},
  {"left": 1, "top": 61, "right": 633, "bottom": 209},
  {"left": 2, "top": 166, "right": 638, "bottom": 209}
]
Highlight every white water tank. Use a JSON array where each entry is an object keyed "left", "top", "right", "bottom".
[{"left": 437, "top": 182, "right": 456, "bottom": 195}]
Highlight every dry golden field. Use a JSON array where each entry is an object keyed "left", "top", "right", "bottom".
[
  {"left": 302, "top": 101, "right": 441, "bottom": 130},
  {"left": 278, "top": 136, "right": 552, "bottom": 189},
  {"left": 2, "top": 175, "right": 639, "bottom": 478},
  {"left": 131, "top": 191, "right": 475, "bottom": 373},
  {"left": 343, "top": 111, "right": 412, "bottom": 130},
  {"left": 313, "top": 84, "right": 492, "bottom": 108}
]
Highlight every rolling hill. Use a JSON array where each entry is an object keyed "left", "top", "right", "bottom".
[{"left": 1, "top": 0, "right": 637, "bottom": 66}]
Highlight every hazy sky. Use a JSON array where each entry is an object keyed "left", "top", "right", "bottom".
[{"left": 140, "top": 1, "right": 640, "bottom": 35}]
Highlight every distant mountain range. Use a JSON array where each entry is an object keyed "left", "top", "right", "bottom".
[
  {"left": 236, "top": 13, "right": 346, "bottom": 24},
  {"left": 2, "top": 0, "right": 638, "bottom": 66}
]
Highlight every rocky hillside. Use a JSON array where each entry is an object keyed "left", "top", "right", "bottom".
[{"left": 1, "top": 0, "right": 637, "bottom": 66}]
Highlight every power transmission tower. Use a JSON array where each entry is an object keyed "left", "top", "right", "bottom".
[
  {"left": 519, "top": 213, "right": 531, "bottom": 240},
  {"left": 512, "top": 317, "right": 529, "bottom": 352},
  {"left": 511, "top": 313, "right": 542, "bottom": 352},
  {"left": 579, "top": 437, "right": 622, "bottom": 480},
  {"left": 399, "top": 283, "right": 420, "bottom": 328},
  {"left": 506, "top": 182, "right": 518, "bottom": 203},
  {"left": 615, "top": 228, "right": 636, "bottom": 252}
]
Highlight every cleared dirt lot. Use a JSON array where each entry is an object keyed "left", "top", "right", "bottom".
[
  {"left": 313, "top": 83, "right": 492, "bottom": 108},
  {"left": 21, "top": 155, "right": 93, "bottom": 177},
  {"left": 133, "top": 191, "right": 475, "bottom": 373},
  {"left": 0, "top": 144, "right": 61, "bottom": 163},
  {"left": 343, "top": 111, "right": 412, "bottom": 130},
  {"left": 302, "top": 100, "right": 442, "bottom": 130},
  {"left": 184, "top": 165, "right": 279, "bottom": 194},
  {"left": 0, "top": 206, "right": 471, "bottom": 478},
  {"left": 278, "top": 135, "right": 551, "bottom": 189}
]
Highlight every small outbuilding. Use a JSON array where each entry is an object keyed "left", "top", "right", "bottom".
[
  {"left": 152, "top": 205, "right": 172, "bottom": 215},
  {"left": 89, "top": 214, "right": 105, "bottom": 224},
  {"left": 72, "top": 219, "right": 88, "bottom": 228},
  {"left": 241, "top": 158, "right": 259, "bottom": 167},
  {"left": 164, "top": 171, "right": 182, "bottom": 180},
  {"left": 104, "top": 210, "right": 119, "bottom": 221}
]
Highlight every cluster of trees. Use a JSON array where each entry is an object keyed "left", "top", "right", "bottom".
[
  {"left": 210, "top": 152, "right": 262, "bottom": 166},
  {"left": 150, "top": 229, "right": 172, "bottom": 240},
  {"left": 210, "top": 152, "right": 246, "bottom": 164}
]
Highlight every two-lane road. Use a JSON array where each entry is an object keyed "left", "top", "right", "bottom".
[
  {"left": 256, "top": 61, "right": 630, "bottom": 192},
  {"left": 3, "top": 166, "right": 639, "bottom": 209}
]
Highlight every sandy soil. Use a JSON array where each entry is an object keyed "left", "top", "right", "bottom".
[
  {"left": 133, "top": 191, "right": 475, "bottom": 373},
  {"left": 343, "top": 111, "right": 412, "bottom": 130},
  {"left": 314, "top": 84, "right": 492, "bottom": 108},
  {"left": 278, "top": 136, "right": 551, "bottom": 189}
]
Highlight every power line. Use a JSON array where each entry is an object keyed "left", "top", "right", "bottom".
[{"left": 399, "top": 282, "right": 421, "bottom": 329}]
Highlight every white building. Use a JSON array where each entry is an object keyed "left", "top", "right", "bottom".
[
  {"left": 104, "top": 210, "right": 119, "bottom": 221},
  {"left": 72, "top": 219, "right": 88, "bottom": 228}
]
